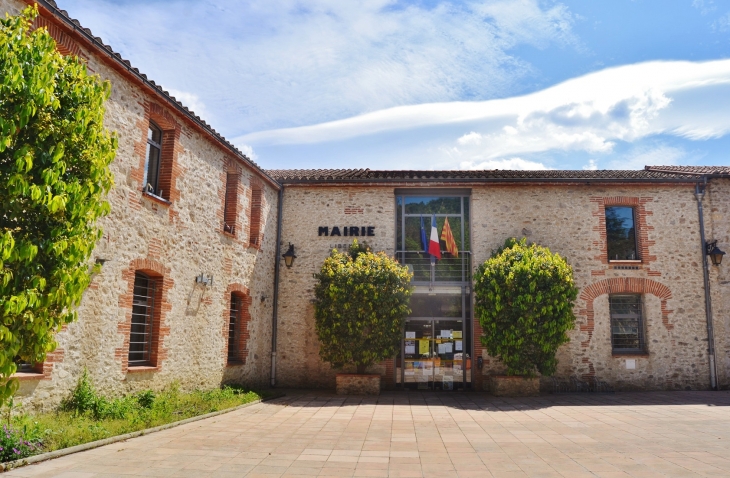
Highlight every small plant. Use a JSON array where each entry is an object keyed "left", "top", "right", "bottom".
[
  {"left": 313, "top": 240, "right": 413, "bottom": 374},
  {"left": 0, "top": 424, "right": 42, "bottom": 462},
  {"left": 474, "top": 238, "right": 579, "bottom": 377},
  {"left": 136, "top": 390, "right": 155, "bottom": 409},
  {"left": 60, "top": 370, "right": 98, "bottom": 416}
]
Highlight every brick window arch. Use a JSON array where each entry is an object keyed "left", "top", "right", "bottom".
[
  {"left": 579, "top": 277, "right": 674, "bottom": 350},
  {"left": 223, "top": 284, "right": 252, "bottom": 365},
  {"left": 118, "top": 259, "right": 172, "bottom": 372}
]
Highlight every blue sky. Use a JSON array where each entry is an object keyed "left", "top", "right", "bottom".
[{"left": 58, "top": 0, "right": 730, "bottom": 170}]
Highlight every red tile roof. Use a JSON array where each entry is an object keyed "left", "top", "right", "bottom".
[{"left": 265, "top": 168, "right": 711, "bottom": 183}]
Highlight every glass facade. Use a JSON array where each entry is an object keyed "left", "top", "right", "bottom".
[{"left": 395, "top": 191, "right": 472, "bottom": 390}]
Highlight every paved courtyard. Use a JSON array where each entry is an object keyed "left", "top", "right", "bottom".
[{"left": 6, "top": 391, "right": 730, "bottom": 477}]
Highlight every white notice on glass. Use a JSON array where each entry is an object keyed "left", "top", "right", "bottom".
[
  {"left": 441, "top": 330, "right": 451, "bottom": 339},
  {"left": 438, "top": 343, "right": 453, "bottom": 354},
  {"left": 455, "top": 340, "right": 462, "bottom": 351},
  {"left": 405, "top": 345, "right": 415, "bottom": 354},
  {"left": 405, "top": 331, "right": 416, "bottom": 338}
]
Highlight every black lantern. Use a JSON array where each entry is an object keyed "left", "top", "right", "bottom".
[
  {"left": 706, "top": 240, "right": 726, "bottom": 266},
  {"left": 282, "top": 243, "right": 297, "bottom": 268}
]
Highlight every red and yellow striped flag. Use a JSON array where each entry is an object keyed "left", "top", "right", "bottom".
[{"left": 440, "top": 217, "right": 459, "bottom": 257}]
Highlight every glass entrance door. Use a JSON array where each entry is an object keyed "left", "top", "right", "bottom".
[{"left": 400, "top": 318, "right": 466, "bottom": 390}]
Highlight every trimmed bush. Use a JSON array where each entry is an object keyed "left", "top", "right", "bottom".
[
  {"left": 474, "top": 238, "right": 578, "bottom": 377},
  {"left": 313, "top": 240, "right": 412, "bottom": 374}
]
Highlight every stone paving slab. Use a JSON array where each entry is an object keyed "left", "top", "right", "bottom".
[{"left": 5, "top": 391, "right": 730, "bottom": 477}]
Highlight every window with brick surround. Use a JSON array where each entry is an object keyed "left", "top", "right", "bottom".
[
  {"left": 129, "top": 272, "right": 158, "bottom": 366},
  {"left": 13, "top": 357, "right": 42, "bottom": 375},
  {"left": 609, "top": 294, "right": 645, "bottom": 353},
  {"left": 223, "top": 173, "right": 239, "bottom": 235},
  {"left": 605, "top": 206, "right": 638, "bottom": 261},
  {"left": 228, "top": 293, "right": 242, "bottom": 364},
  {"left": 144, "top": 122, "right": 163, "bottom": 197},
  {"left": 249, "top": 184, "right": 263, "bottom": 246},
  {"left": 248, "top": 184, "right": 263, "bottom": 247}
]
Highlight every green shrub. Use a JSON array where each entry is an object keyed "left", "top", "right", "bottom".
[
  {"left": 474, "top": 238, "right": 579, "bottom": 377},
  {"left": 313, "top": 240, "right": 413, "bottom": 374}
]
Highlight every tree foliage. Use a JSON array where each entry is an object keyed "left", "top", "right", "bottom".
[
  {"left": 473, "top": 238, "right": 578, "bottom": 377},
  {"left": 0, "top": 7, "right": 116, "bottom": 405},
  {"left": 313, "top": 240, "right": 413, "bottom": 374}
]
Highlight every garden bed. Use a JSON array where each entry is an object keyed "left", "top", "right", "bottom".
[{"left": 1, "top": 372, "right": 272, "bottom": 465}]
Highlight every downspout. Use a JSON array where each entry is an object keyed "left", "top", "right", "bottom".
[
  {"left": 695, "top": 178, "right": 719, "bottom": 390},
  {"left": 270, "top": 186, "right": 284, "bottom": 387}
]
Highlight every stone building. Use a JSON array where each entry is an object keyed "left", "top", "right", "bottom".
[
  {"left": 5, "top": 0, "right": 280, "bottom": 409},
  {"left": 267, "top": 169, "right": 730, "bottom": 392},
  {"left": 5, "top": 1, "right": 730, "bottom": 407}
]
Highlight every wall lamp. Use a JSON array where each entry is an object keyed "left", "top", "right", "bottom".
[
  {"left": 196, "top": 273, "right": 214, "bottom": 287},
  {"left": 706, "top": 240, "right": 726, "bottom": 266},
  {"left": 282, "top": 243, "right": 297, "bottom": 268}
]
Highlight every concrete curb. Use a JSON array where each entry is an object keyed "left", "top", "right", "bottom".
[{"left": 0, "top": 394, "right": 283, "bottom": 472}]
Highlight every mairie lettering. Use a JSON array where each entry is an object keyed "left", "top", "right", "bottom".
[{"left": 318, "top": 226, "right": 375, "bottom": 237}]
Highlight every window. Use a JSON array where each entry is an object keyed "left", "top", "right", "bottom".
[
  {"left": 249, "top": 185, "right": 262, "bottom": 245},
  {"left": 223, "top": 173, "right": 239, "bottom": 234},
  {"left": 609, "top": 295, "right": 645, "bottom": 353},
  {"left": 13, "top": 357, "right": 41, "bottom": 375},
  {"left": 605, "top": 206, "right": 638, "bottom": 260},
  {"left": 395, "top": 192, "right": 470, "bottom": 283},
  {"left": 228, "top": 293, "right": 241, "bottom": 363},
  {"left": 129, "top": 272, "right": 156, "bottom": 366},
  {"left": 144, "top": 122, "right": 163, "bottom": 197}
]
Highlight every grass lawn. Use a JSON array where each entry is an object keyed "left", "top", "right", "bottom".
[{"left": 1, "top": 372, "right": 268, "bottom": 463}]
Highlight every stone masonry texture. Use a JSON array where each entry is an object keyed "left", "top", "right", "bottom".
[
  {"left": 8, "top": 0, "right": 278, "bottom": 410},
  {"left": 275, "top": 182, "right": 721, "bottom": 392}
]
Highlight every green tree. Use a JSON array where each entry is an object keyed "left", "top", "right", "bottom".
[
  {"left": 0, "top": 6, "right": 116, "bottom": 405},
  {"left": 314, "top": 240, "right": 413, "bottom": 374},
  {"left": 473, "top": 238, "right": 578, "bottom": 377}
]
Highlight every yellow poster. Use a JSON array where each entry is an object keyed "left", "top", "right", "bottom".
[
  {"left": 453, "top": 331, "right": 462, "bottom": 339},
  {"left": 419, "top": 339, "right": 429, "bottom": 355}
]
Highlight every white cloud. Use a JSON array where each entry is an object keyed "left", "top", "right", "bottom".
[
  {"left": 583, "top": 159, "right": 598, "bottom": 170},
  {"left": 59, "top": 0, "right": 577, "bottom": 134},
  {"left": 608, "top": 145, "right": 689, "bottom": 170},
  {"left": 240, "top": 59, "right": 730, "bottom": 168},
  {"left": 166, "top": 89, "right": 211, "bottom": 122},
  {"left": 693, "top": 0, "right": 716, "bottom": 15},
  {"left": 460, "top": 157, "right": 550, "bottom": 170}
]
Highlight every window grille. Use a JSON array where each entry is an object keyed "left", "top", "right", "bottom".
[
  {"left": 228, "top": 294, "right": 241, "bottom": 363},
  {"left": 609, "top": 294, "right": 645, "bottom": 353},
  {"left": 129, "top": 272, "right": 156, "bottom": 366},
  {"left": 605, "top": 206, "right": 638, "bottom": 261},
  {"left": 144, "top": 122, "right": 163, "bottom": 197}
]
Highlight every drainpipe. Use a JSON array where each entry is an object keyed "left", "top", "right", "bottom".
[
  {"left": 695, "top": 179, "right": 719, "bottom": 390},
  {"left": 270, "top": 186, "right": 284, "bottom": 387}
]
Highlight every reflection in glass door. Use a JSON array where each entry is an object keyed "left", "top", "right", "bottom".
[{"left": 400, "top": 318, "right": 468, "bottom": 390}]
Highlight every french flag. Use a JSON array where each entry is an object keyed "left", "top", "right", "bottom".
[{"left": 428, "top": 215, "right": 441, "bottom": 259}]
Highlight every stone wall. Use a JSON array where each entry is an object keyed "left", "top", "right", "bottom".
[
  {"left": 275, "top": 186, "right": 395, "bottom": 388},
  {"left": 9, "top": 1, "right": 279, "bottom": 409},
  {"left": 276, "top": 181, "right": 715, "bottom": 392},
  {"left": 470, "top": 184, "right": 709, "bottom": 391}
]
